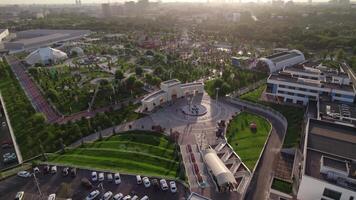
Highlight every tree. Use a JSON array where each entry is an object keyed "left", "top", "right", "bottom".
[
  {"left": 115, "top": 70, "right": 124, "bottom": 80},
  {"left": 135, "top": 66, "right": 143, "bottom": 76}
]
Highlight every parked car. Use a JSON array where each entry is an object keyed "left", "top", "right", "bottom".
[
  {"left": 142, "top": 177, "right": 150, "bottom": 188},
  {"left": 152, "top": 179, "right": 159, "bottom": 190},
  {"left": 62, "top": 167, "right": 69, "bottom": 176},
  {"left": 169, "top": 181, "right": 177, "bottom": 193},
  {"left": 136, "top": 175, "right": 142, "bottom": 184},
  {"left": 131, "top": 195, "right": 139, "bottom": 200},
  {"left": 1, "top": 140, "right": 12, "bottom": 149},
  {"left": 101, "top": 191, "right": 113, "bottom": 200},
  {"left": 43, "top": 165, "right": 50, "bottom": 174},
  {"left": 85, "top": 190, "right": 100, "bottom": 200},
  {"left": 70, "top": 168, "right": 77, "bottom": 177},
  {"left": 122, "top": 195, "right": 131, "bottom": 200},
  {"left": 98, "top": 172, "right": 104, "bottom": 181},
  {"left": 50, "top": 166, "right": 57, "bottom": 174},
  {"left": 160, "top": 179, "right": 168, "bottom": 191},
  {"left": 114, "top": 173, "right": 121, "bottom": 184},
  {"left": 17, "top": 171, "right": 31, "bottom": 178},
  {"left": 113, "top": 193, "right": 123, "bottom": 200},
  {"left": 81, "top": 178, "right": 93, "bottom": 189},
  {"left": 48, "top": 193, "right": 56, "bottom": 200},
  {"left": 33, "top": 167, "right": 40, "bottom": 174},
  {"left": 3, "top": 152, "right": 16, "bottom": 163},
  {"left": 107, "top": 173, "right": 113, "bottom": 182},
  {"left": 140, "top": 196, "right": 149, "bottom": 200},
  {"left": 15, "top": 191, "right": 24, "bottom": 200},
  {"left": 91, "top": 172, "right": 97, "bottom": 182}
]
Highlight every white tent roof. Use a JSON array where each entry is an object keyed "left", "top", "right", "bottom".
[
  {"left": 203, "top": 149, "right": 237, "bottom": 187},
  {"left": 25, "top": 47, "right": 67, "bottom": 65}
]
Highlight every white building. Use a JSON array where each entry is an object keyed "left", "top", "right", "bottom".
[
  {"left": 141, "top": 79, "right": 204, "bottom": 112},
  {"left": 25, "top": 47, "right": 68, "bottom": 65},
  {"left": 266, "top": 64, "right": 355, "bottom": 105},
  {"left": 257, "top": 49, "right": 305, "bottom": 73},
  {"left": 0, "top": 29, "right": 9, "bottom": 42},
  {"left": 297, "top": 119, "right": 356, "bottom": 200}
]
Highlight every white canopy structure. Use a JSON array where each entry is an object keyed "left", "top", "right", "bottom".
[
  {"left": 202, "top": 148, "right": 238, "bottom": 191},
  {"left": 25, "top": 47, "right": 67, "bottom": 65},
  {"left": 257, "top": 49, "right": 305, "bottom": 73}
]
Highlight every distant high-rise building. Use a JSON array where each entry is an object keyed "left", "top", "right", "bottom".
[
  {"left": 102, "top": 3, "right": 112, "bottom": 18},
  {"left": 308, "top": 0, "right": 312, "bottom": 4},
  {"left": 75, "top": 0, "right": 81, "bottom": 6}
]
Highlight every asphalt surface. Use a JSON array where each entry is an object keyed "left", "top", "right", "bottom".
[
  {"left": 0, "top": 165, "right": 189, "bottom": 200},
  {"left": 0, "top": 106, "right": 18, "bottom": 170}
]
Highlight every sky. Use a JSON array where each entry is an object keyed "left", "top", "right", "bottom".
[{"left": 0, "top": 0, "right": 331, "bottom": 4}]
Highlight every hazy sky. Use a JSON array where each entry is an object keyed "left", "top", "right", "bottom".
[{"left": 0, "top": 0, "right": 330, "bottom": 4}]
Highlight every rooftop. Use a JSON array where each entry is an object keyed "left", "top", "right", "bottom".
[
  {"left": 142, "top": 90, "right": 166, "bottom": 102},
  {"left": 305, "top": 119, "right": 356, "bottom": 190},
  {"left": 266, "top": 51, "right": 302, "bottom": 63},
  {"left": 319, "top": 100, "right": 356, "bottom": 127}
]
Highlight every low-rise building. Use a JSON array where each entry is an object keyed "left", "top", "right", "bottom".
[
  {"left": 297, "top": 119, "right": 356, "bottom": 200},
  {"left": 257, "top": 49, "right": 305, "bottom": 73},
  {"left": 266, "top": 64, "right": 355, "bottom": 105},
  {"left": 141, "top": 79, "right": 204, "bottom": 112},
  {"left": 25, "top": 47, "right": 68, "bottom": 66}
]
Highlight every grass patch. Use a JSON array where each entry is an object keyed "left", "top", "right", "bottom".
[
  {"left": 271, "top": 178, "right": 292, "bottom": 194},
  {"left": 240, "top": 84, "right": 266, "bottom": 103},
  {"left": 238, "top": 86, "right": 304, "bottom": 148},
  {"left": 226, "top": 112, "right": 271, "bottom": 170},
  {"left": 48, "top": 130, "right": 181, "bottom": 179}
]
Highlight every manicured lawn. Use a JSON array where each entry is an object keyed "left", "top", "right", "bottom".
[
  {"left": 226, "top": 112, "right": 271, "bottom": 171},
  {"left": 240, "top": 84, "right": 266, "bottom": 103},
  {"left": 48, "top": 131, "right": 181, "bottom": 179},
  {"left": 238, "top": 86, "right": 305, "bottom": 148},
  {"left": 271, "top": 178, "right": 293, "bottom": 194}
]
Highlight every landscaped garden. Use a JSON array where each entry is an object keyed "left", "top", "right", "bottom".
[
  {"left": 226, "top": 112, "right": 271, "bottom": 170},
  {"left": 239, "top": 85, "right": 305, "bottom": 148},
  {"left": 48, "top": 130, "right": 182, "bottom": 179},
  {"left": 0, "top": 60, "right": 144, "bottom": 159}
]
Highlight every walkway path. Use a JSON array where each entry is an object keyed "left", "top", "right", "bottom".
[{"left": 5, "top": 55, "right": 137, "bottom": 124}]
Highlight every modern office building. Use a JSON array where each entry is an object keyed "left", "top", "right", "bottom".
[
  {"left": 141, "top": 79, "right": 204, "bottom": 112},
  {"left": 297, "top": 119, "right": 356, "bottom": 200},
  {"left": 266, "top": 64, "right": 355, "bottom": 105},
  {"left": 25, "top": 47, "right": 68, "bottom": 65},
  {"left": 4, "top": 29, "right": 91, "bottom": 53},
  {"left": 257, "top": 49, "right": 305, "bottom": 73}
]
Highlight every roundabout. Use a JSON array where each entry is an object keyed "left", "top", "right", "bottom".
[{"left": 181, "top": 104, "right": 208, "bottom": 116}]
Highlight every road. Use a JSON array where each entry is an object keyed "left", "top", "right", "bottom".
[{"left": 0, "top": 165, "right": 189, "bottom": 200}]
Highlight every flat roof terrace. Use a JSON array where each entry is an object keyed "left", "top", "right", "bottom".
[
  {"left": 266, "top": 51, "right": 301, "bottom": 63},
  {"left": 305, "top": 120, "right": 356, "bottom": 189}
]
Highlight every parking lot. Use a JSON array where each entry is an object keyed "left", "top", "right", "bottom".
[
  {"left": 0, "top": 105, "right": 19, "bottom": 170},
  {"left": 0, "top": 165, "right": 190, "bottom": 200}
]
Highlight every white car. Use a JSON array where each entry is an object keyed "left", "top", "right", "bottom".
[
  {"left": 91, "top": 172, "right": 97, "bottom": 181},
  {"left": 114, "top": 173, "right": 121, "bottom": 184},
  {"left": 160, "top": 179, "right": 168, "bottom": 191},
  {"left": 169, "top": 181, "right": 177, "bottom": 193},
  {"left": 142, "top": 177, "right": 150, "bottom": 188},
  {"left": 140, "top": 195, "right": 149, "bottom": 200},
  {"left": 136, "top": 175, "right": 142, "bottom": 184},
  {"left": 113, "top": 193, "right": 123, "bottom": 200},
  {"left": 85, "top": 190, "right": 100, "bottom": 200},
  {"left": 15, "top": 191, "right": 24, "bottom": 200},
  {"left": 131, "top": 195, "right": 139, "bottom": 200},
  {"left": 50, "top": 166, "right": 57, "bottom": 174},
  {"left": 107, "top": 173, "right": 113, "bottom": 182},
  {"left": 101, "top": 191, "right": 113, "bottom": 200},
  {"left": 17, "top": 171, "right": 31, "bottom": 178},
  {"left": 33, "top": 167, "right": 40, "bottom": 174},
  {"left": 98, "top": 172, "right": 104, "bottom": 181},
  {"left": 48, "top": 193, "right": 56, "bottom": 200},
  {"left": 122, "top": 195, "right": 131, "bottom": 200}
]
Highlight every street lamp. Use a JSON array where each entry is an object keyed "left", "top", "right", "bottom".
[{"left": 215, "top": 87, "right": 220, "bottom": 104}]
